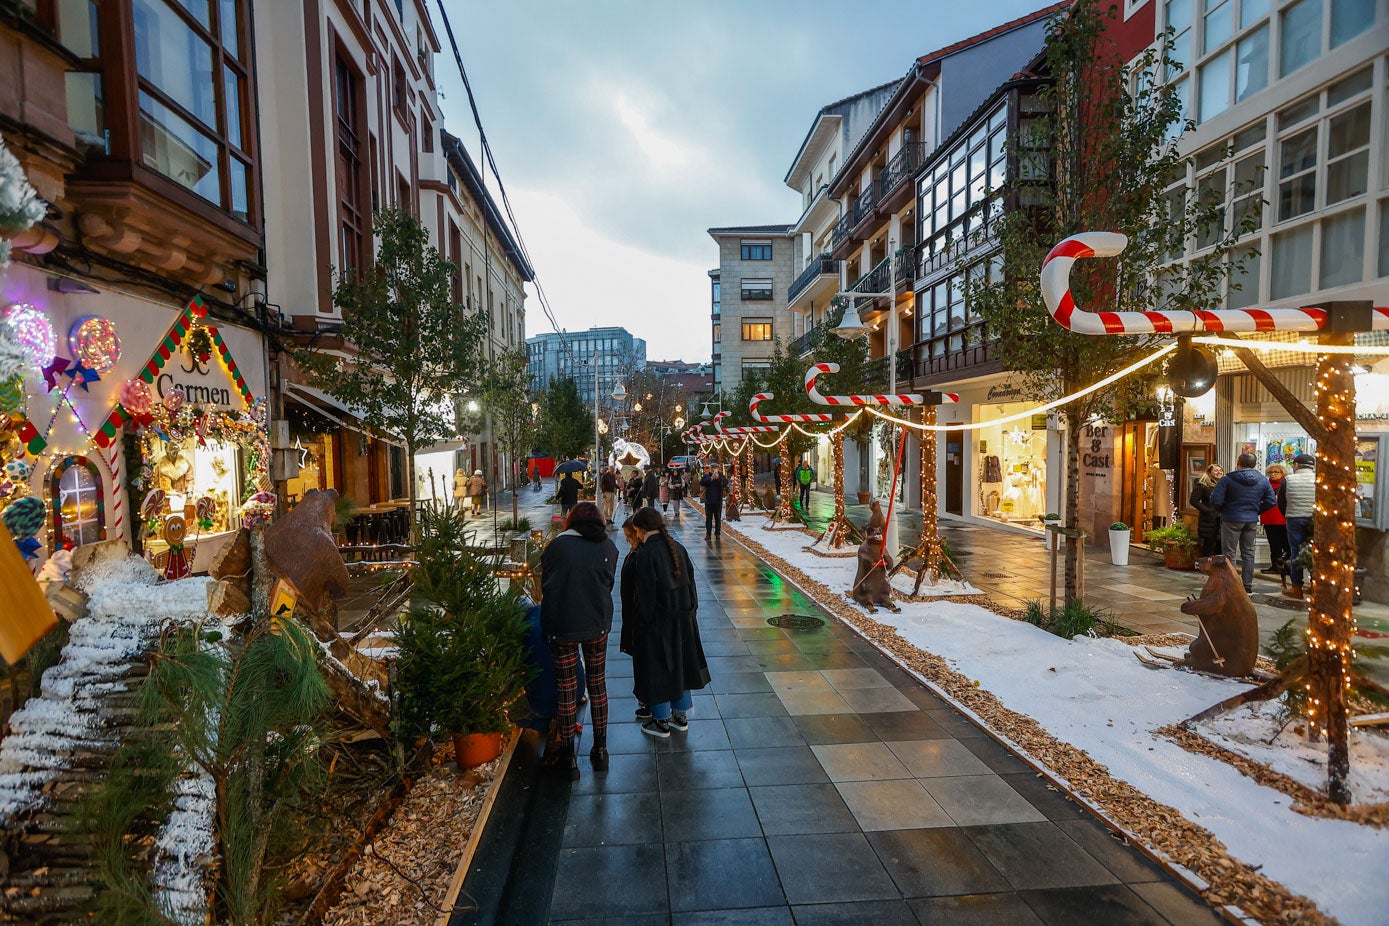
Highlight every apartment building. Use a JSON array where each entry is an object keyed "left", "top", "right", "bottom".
[
  {"left": 707, "top": 224, "right": 800, "bottom": 393},
  {"left": 1146, "top": 0, "right": 1389, "bottom": 594},
  {"left": 0, "top": 0, "right": 272, "bottom": 579},
  {"left": 527, "top": 327, "right": 647, "bottom": 407}
]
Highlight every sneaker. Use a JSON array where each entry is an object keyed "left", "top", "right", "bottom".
[
  {"left": 668, "top": 711, "right": 689, "bottom": 732},
  {"left": 641, "top": 718, "right": 671, "bottom": 739},
  {"left": 635, "top": 705, "right": 653, "bottom": 722}
]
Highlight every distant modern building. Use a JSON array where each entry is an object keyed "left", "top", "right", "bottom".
[
  {"left": 527, "top": 327, "right": 647, "bottom": 407},
  {"left": 707, "top": 225, "right": 801, "bottom": 394}
]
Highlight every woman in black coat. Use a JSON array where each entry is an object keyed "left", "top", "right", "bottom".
[
  {"left": 624, "top": 508, "right": 710, "bottom": 738},
  {"left": 540, "top": 502, "right": 619, "bottom": 778},
  {"left": 1190, "top": 463, "right": 1224, "bottom": 557}
]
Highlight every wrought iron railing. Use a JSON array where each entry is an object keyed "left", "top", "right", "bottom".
[
  {"left": 877, "top": 143, "right": 926, "bottom": 202},
  {"left": 893, "top": 248, "right": 916, "bottom": 286},
  {"left": 831, "top": 211, "right": 855, "bottom": 249},
  {"left": 849, "top": 257, "right": 891, "bottom": 295},
  {"left": 788, "top": 254, "right": 840, "bottom": 303},
  {"left": 789, "top": 324, "right": 821, "bottom": 358}
]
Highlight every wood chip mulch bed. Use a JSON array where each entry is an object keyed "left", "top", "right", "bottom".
[
  {"left": 1161, "top": 724, "right": 1389, "bottom": 830},
  {"left": 319, "top": 742, "right": 506, "bottom": 926},
  {"left": 719, "top": 522, "right": 1335, "bottom": 926}
]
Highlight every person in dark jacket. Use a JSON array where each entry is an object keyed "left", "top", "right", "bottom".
[
  {"left": 700, "top": 464, "right": 729, "bottom": 540},
  {"left": 539, "top": 502, "right": 619, "bottom": 778},
  {"left": 642, "top": 468, "right": 660, "bottom": 509},
  {"left": 616, "top": 516, "right": 647, "bottom": 718},
  {"left": 1211, "top": 452, "right": 1277, "bottom": 592},
  {"left": 1190, "top": 464, "right": 1224, "bottom": 557},
  {"left": 625, "top": 471, "right": 643, "bottom": 510},
  {"left": 624, "top": 507, "right": 710, "bottom": 738},
  {"left": 599, "top": 466, "right": 619, "bottom": 524},
  {"left": 558, "top": 472, "right": 581, "bottom": 516}
]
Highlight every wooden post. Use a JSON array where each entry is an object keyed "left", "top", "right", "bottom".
[
  {"left": 830, "top": 432, "right": 850, "bottom": 547},
  {"left": 1308, "top": 330, "right": 1357, "bottom": 804},
  {"left": 1049, "top": 528, "right": 1058, "bottom": 615}
]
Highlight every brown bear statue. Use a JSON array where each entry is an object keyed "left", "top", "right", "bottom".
[
  {"left": 1178, "top": 555, "right": 1259, "bottom": 677},
  {"left": 264, "top": 488, "right": 351, "bottom": 613},
  {"left": 851, "top": 534, "right": 899, "bottom": 613}
]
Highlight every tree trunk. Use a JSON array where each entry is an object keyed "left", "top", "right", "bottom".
[
  {"left": 1064, "top": 409, "right": 1082, "bottom": 602},
  {"left": 831, "top": 432, "right": 850, "bottom": 548},
  {"left": 743, "top": 445, "right": 753, "bottom": 503},
  {"left": 405, "top": 439, "right": 419, "bottom": 547},
  {"left": 1308, "top": 332, "right": 1356, "bottom": 804},
  {"left": 776, "top": 435, "right": 793, "bottom": 521},
  {"left": 919, "top": 406, "right": 940, "bottom": 579}
]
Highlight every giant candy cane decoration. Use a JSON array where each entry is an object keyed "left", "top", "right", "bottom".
[
  {"left": 805, "top": 363, "right": 960, "bottom": 407},
  {"left": 104, "top": 441, "right": 125, "bottom": 543},
  {"left": 749, "top": 393, "right": 834, "bottom": 424},
  {"left": 1041, "top": 232, "right": 1389, "bottom": 334}
]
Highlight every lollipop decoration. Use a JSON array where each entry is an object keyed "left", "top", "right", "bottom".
[
  {"left": 69, "top": 316, "right": 121, "bottom": 374},
  {"left": 1, "top": 303, "right": 55, "bottom": 367},
  {"left": 163, "top": 385, "right": 186, "bottom": 414},
  {"left": 2, "top": 495, "right": 45, "bottom": 560},
  {"left": 119, "top": 379, "right": 154, "bottom": 426},
  {"left": 195, "top": 495, "right": 216, "bottom": 532}
]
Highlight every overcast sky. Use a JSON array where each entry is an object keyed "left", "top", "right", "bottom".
[{"left": 435, "top": 0, "right": 1053, "bottom": 362}]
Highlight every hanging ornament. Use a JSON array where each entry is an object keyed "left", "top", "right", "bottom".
[
  {"left": 5, "top": 458, "right": 29, "bottom": 481},
  {"left": 68, "top": 316, "right": 122, "bottom": 374},
  {"left": 40, "top": 356, "right": 69, "bottom": 392},
  {"left": 163, "top": 385, "right": 186, "bottom": 413},
  {"left": 1, "top": 303, "right": 55, "bottom": 367},
  {"left": 2, "top": 495, "right": 45, "bottom": 559},
  {"left": 186, "top": 327, "right": 213, "bottom": 364},
  {"left": 119, "top": 377, "right": 153, "bottom": 419},
  {"left": 0, "top": 374, "right": 23, "bottom": 414}
]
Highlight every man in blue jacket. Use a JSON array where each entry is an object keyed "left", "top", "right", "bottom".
[{"left": 1211, "top": 452, "right": 1277, "bottom": 593}]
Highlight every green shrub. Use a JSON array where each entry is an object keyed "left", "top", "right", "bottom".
[{"left": 1023, "top": 599, "right": 1133, "bottom": 640}]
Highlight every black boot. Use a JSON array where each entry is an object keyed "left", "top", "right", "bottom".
[
  {"left": 589, "top": 734, "right": 609, "bottom": 772},
  {"left": 542, "top": 742, "right": 580, "bottom": 781}
]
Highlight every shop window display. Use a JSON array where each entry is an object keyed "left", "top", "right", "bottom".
[
  {"left": 977, "top": 403, "right": 1048, "bottom": 529},
  {"left": 49, "top": 456, "right": 104, "bottom": 550}
]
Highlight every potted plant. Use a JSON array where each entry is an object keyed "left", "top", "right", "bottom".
[
  {"left": 1144, "top": 522, "right": 1197, "bottom": 570},
  {"left": 1108, "top": 521, "right": 1132, "bottom": 566}
]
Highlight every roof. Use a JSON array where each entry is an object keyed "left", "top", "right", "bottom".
[
  {"left": 440, "top": 131, "right": 535, "bottom": 282},
  {"left": 917, "top": 1, "right": 1069, "bottom": 66},
  {"left": 783, "top": 77, "right": 903, "bottom": 185},
  {"left": 828, "top": 1, "right": 1070, "bottom": 199},
  {"left": 706, "top": 224, "right": 794, "bottom": 236}
]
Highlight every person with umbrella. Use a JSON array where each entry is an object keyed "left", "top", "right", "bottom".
[{"left": 558, "top": 468, "right": 582, "bottom": 517}]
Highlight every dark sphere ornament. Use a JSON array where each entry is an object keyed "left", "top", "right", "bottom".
[{"left": 1167, "top": 339, "right": 1218, "bottom": 397}]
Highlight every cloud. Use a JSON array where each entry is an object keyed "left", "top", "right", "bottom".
[{"left": 509, "top": 186, "right": 712, "bottom": 363}]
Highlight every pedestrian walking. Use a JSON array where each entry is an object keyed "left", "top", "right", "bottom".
[
  {"left": 467, "top": 469, "right": 487, "bottom": 518},
  {"left": 1279, "top": 453, "right": 1316, "bottom": 599},
  {"left": 643, "top": 467, "right": 660, "bottom": 509},
  {"left": 539, "top": 502, "right": 619, "bottom": 779},
  {"left": 624, "top": 507, "right": 710, "bottom": 738},
  {"left": 1261, "top": 464, "right": 1290, "bottom": 578},
  {"left": 558, "top": 471, "right": 581, "bottom": 517},
  {"left": 794, "top": 459, "right": 815, "bottom": 510},
  {"left": 1190, "top": 464, "right": 1224, "bottom": 557},
  {"left": 626, "top": 471, "right": 644, "bottom": 511},
  {"left": 700, "top": 464, "right": 729, "bottom": 540},
  {"left": 671, "top": 470, "right": 686, "bottom": 506},
  {"left": 599, "top": 465, "right": 619, "bottom": 524},
  {"left": 1211, "top": 452, "right": 1277, "bottom": 593},
  {"left": 659, "top": 473, "right": 672, "bottom": 512},
  {"left": 616, "top": 516, "right": 647, "bottom": 720}
]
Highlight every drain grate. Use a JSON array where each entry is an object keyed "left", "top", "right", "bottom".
[
  {"left": 767, "top": 614, "right": 825, "bottom": 631},
  {"left": 1263, "top": 596, "right": 1304, "bottom": 611}
]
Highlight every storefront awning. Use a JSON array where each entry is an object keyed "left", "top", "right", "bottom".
[{"left": 283, "top": 383, "right": 403, "bottom": 446}]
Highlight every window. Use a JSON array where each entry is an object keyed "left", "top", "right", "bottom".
[
  {"left": 741, "top": 320, "right": 773, "bottom": 341},
  {"left": 334, "top": 53, "right": 367, "bottom": 274},
  {"left": 740, "top": 239, "right": 773, "bottom": 260},
  {"left": 1319, "top": 206, "right": 1364, "bottom": 288},
  {"left": 393, "top": 58, "right": 408, "bottom": 115},
  {"left": 51, "top": 457, "right": 105, "bottom": 549},
  {"left": 740, "top": 278, "right": 773, "bottom": 301},
  {"left": 422, "top": 116, "right": 433, "bottom": 153},
  {"left": 1330, "top": 0, "right": 1375, "bottom": 46},
  {"left": 917, "top": 100, "right": 1010, "bottom": 270},
  {"left": 131, "top": 0, "right": 253, "bottom": 220},
  {"left": 742, "top": 361, "right": 771, "bottom": 379},
  {"left": 1270, "top": 223, "right": 1313, "bottom": 298},
  {"left": 1279, "top": 0, "right": 1321, "bottom": 76}
]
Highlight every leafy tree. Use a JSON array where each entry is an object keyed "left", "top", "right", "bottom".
[
  {"left": 298, "top": 208, "right": 488, "bottom": 543},
  {"left": 478, "top": 347, "right": 535, "bottom": 522},
  {"left": 537, "top": 376, "right": 591, "bottom": 462},
  {"left": 961, "top": 0, "right": 1255, "bottom": 600}
]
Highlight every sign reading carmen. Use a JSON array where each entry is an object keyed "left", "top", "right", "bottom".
[{"left": 154, "top": 353, "right": 235, "bottom": 409}]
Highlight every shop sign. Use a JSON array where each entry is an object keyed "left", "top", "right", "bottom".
[
  {"left": 1082, "top": 423, "right": 1112, "bottom": 474},
  {"left": 987, "top": 383, "right": 1024, "bottom": 401},
  {"left": 155, "top": 356, "right": 236, "bottom": 410}
]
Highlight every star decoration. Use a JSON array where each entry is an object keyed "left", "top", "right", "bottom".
[
  {"left": 41, "top": 356, "right": 70, "bottom": 391},
  {"left": 65, "top": 361, "right": 101, "bottom": 391}
]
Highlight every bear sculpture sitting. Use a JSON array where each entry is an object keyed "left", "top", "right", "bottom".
[
  {"left": 851, "top": 532, "right": 899, "bottom": 613},
  {"left": 1178, "top": 554, "right": 1259, "bottom": 677},
  {"left": 264, "top": 488, "right": 351, "bottom": 613}
]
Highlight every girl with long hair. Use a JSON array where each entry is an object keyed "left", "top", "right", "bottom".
[
  {"left": 1190, "top": 463, "right": 1224, "bottom": 557},
  {"left": 624, "top": 508, "right": 710, "bottom": 738},
  {"left": 539, "top": 501, "right": 619, "bottom": 778}
]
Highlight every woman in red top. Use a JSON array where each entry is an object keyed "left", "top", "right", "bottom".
[{"left": 1261, "top": 463, "right": 1289, "bottom": 576}]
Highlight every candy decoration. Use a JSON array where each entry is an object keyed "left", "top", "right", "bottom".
[
  {"left": 104, "top": 441, "right": 125, "bottom": 542},
  {"left": 140, "top": 488, "right": 166, "bottom": 521},
  {"left": 0, "top": 374, "right": 23, "bottom": 414},
  {"left": 195, "top": 496, "right": 215, "bottom": 531},
  {"left": 161, "top": 515, "right": 191, "bottom": 580},
  {"left": 163, "top": 385, "right": 186, "bottom": 413},
  {"left": 119, "top": 378, "right": 152, "bottom": 415},
  {"left": 209, "top": 327, "right": 255, "bottom": 407},
  {"left": 1040, "top": 231, "right": 1389, "bottom": 335},
  {"left": 41, "top": 356, "right": 69, "bottom": 392},
  {"left": 14, "top": 415, "right": 45, "bottom": 454},
  {"left": 65, "top": 361, "right": 100, "bottom": 391},
  {"left": 750, "top": 393, "right": 836, "bottom": 424},
  {"left": 68, "top": 316, "right": 122, "bottom": 373},
  {"left": 5, "top": 459, "right": 30, "bottom": 480},
  {"left": 3, "top": 495, "right": 45, "bottom": 541},
  {"left": 805, "top": 363, "right": 959, "bottom": 407},
  {"left": 1, "top": 303, "right": 55, "bottom": 366}
]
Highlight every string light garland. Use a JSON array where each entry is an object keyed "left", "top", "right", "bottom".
[
  {"left": 2, "top": 303, "right": 56, "bottom": 366},
  {"left": 1190, "top": 336, "right": 1389, "bottom": 356},
  {"left": 775, "top": 433, "right": 793, "bottom": 522},
  {"left": 829, "top": 431, "right": 850, "bottom": 548},
  {"left": 68, "top": 316, "right": 122, "bottom": 374}
]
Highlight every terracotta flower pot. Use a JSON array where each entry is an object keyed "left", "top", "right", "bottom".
[
  {"left": 1162, "top": 546, "right": 1196, "bottom": 570},
  {"left": 452, "top": 731, "right": 504, "bottom": 769},
  {"left": 856, "top": 491, "right": 871, "bottom": 504}
]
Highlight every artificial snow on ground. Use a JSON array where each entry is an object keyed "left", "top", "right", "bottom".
[
  {"left": 748, "top": 514, "right": 982, "bottom": 598},
  {"left": 748, "top": 528, "right": 1389, "bottom": 926}
]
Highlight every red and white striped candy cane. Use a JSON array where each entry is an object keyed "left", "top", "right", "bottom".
[
  {"left": 1041, "top": 232, "right": 1389, "bottom": 335},
  {"left": 805, "top": 363, "right": 960, "bottom": 407},
  {"left": 104, "top": 439, "right": 125, "bottom": 543},
  {"left": 748, "top": 393, "right": 834, "bottom": 424}
]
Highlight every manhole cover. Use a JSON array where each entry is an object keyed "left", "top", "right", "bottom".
[
  {"left": 1263, "top": 596, "right": 1304, "bottom": 610},
  {"left": 767, "top": 614, "right": 825, "bottom": 631}
]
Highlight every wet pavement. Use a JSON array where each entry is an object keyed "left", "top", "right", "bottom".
[{"left": 451, "top": 494, "right": 1225, "bottom": 925}]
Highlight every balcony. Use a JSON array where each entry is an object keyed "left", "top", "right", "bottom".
[
  {"left": 788, "top": 324, "right": 821, "bottom": 359},
  {"left": 876, "top": 143, "right": 926, "bottom": 215},
  {"left": 848, "top": 257, "right": 891, "bottom": 297},
  {"left": 788, "top": 253, "right": 841, "bottom": 310},
  {"left": 893, "top": 248, "right": 916, "bottom": 290},
  {"left": 830, "top": 186, "right": 879, "bottom": 257}
]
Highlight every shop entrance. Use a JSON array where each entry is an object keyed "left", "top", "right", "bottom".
[
  {"left": 1120, "top": 421, "right": 1175, "bottom": 534},
  {"left": 976, "top": 403, "right": 1048, "bottom": 531},
  {"left": 944, "top": 438, "right": 963, "bottom": 515}
]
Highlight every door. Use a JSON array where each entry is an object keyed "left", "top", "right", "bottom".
[{"left": 945, "top": 439, "right": 963, "bottom": 515}]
